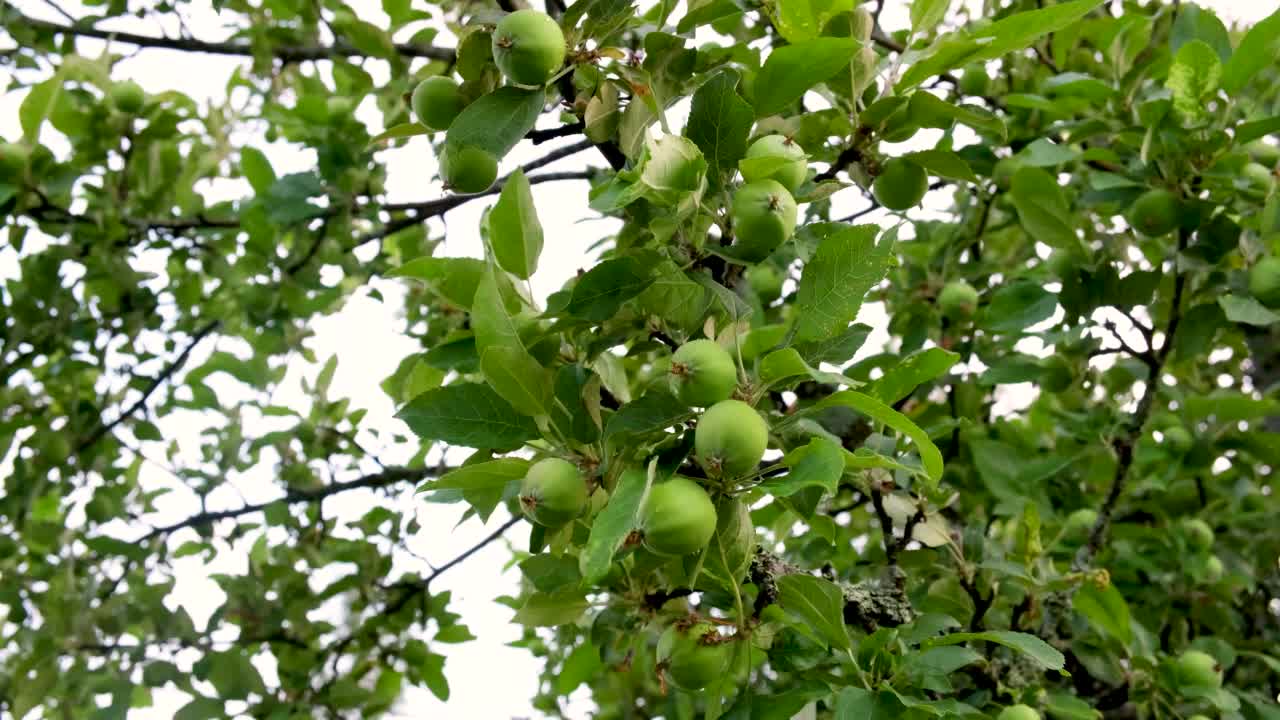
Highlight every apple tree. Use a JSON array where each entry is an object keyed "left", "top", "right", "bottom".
[{"left": 2, "top": 0, "right": 1280, "bottom": 718}]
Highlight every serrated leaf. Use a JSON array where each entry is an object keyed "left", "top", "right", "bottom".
[
  {"left": 794, "top": 224, "right": 894, "bottom": 343},
  {"left": 904, "top": 150, "right": 978, "bottom": 183},
  {"left": 480, "top": 347, "right": 551, "bottom": 417},
  {"left": 1222, "top": 7, "right": 1280, "bottom": 94},
  {"left": 580, "top": 468, "right": 648, "bottom": 584},
  {"left": 489, "top": 169, "right": 543, "bottom": 279},
  {"left": 1011, "top": 166, "right": 1081, "bottom": 252},
  {"left": 685, "top": 69, "right": 753, "bottom": 187},
  {"left": 421, "top": 459, "right": 529, "bottom": 493},
  {"left": 809, "top": 391, "right": 944, "bottom": 488},
  {"left": 397, "top": 383, "right": 539, "bottom": 449},
  {"left": 566, "top": 256, "right": 654, "bottom": 321},
  {"left": 1073, "top": 582, "right": 1132, "bottom": 644},
  {"left": 369, "top": 122, "right": 431, "bottom": 145},
  {"left": 602, "top": 391, "right": 692, "bottom": 444},
  {"left": 908, "top": 92, "right": 1008, "bottom": 140},
  {"left": 763, "top": 437, "right": 844, "bottom": 497},
  {"left": 1219, "top": 294, "right": 1280, "bottom": 326},
  {"left": 774, "top": 0, "right": 854, "bottom": 43},
  {"left": 389, "top": 257, "right": 486, "bottom": 309},
  {"left": 513, "top": 589, "right": 590, "bottom": 626},
  {"left": 868, "top": 348, "right": 959, "bottom": 404},
  {"left": 446, "top": 87, "right": 544, "bottom": 157},
  {"left": 929, "top": 631, "right": 1066, "bottom": 670},
  {"left": 777, "top": 574, "right": 850, "bottom": 650},
  {"left": 911, "top": 0, "right": 951, "bottom": 36},
  {"left": 754, "top": 38, "right": 860, "bottom": 117},
  {"left": 981, "top": 280, "right": 1058, "bottom": 333}
]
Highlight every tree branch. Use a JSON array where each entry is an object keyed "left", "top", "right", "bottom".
[
  {"left": 1076, "top": 228, "right": 1189, "bottom": 569},
  {"left": 75, "top": 319, "right": 222, "bottom": 452},
  {"left": 13, "top": 10, "right": 454, "bottom": 62},
  {"left": 382, "top": 515, "right": 521, "bottom": 615},
  {"left": 140, "top": 465, "right": 438, "bottom": 542}
]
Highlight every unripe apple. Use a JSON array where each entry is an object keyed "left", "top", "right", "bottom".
[
  {"left": 1244, "top": 161, "right": 1275, "bottom": 189},
  {"left": 1246, "top": 140, "right": 1280, "bottom": 166},
  {"left": 747, "top": 264, "right": 785, "bottom": 303},
  {"left": 1190, "top": 553, "right": 1224, "bottom": 583},
  {"left": 1187, "top": 716, "right": 1211, "bottom": 720},
  {"left": 110, "top": 80, "right": 146, "bottom": 114},
  {"left": 1038, "top": 354, "right": 1074, "bottom": 393},
  {"left": 879, "top": 105, "right": 919, "bottom": 143},
  {"left": 412, "top": 77, "right": 466, "bottom": 131},
  {"left": 1248, "top": 256, "right": 1280, "bottom": 308},
  {"left": 1062, "top": 508, "right": 1097, "bottom": 539},
  {"left": 849, "top": 6, "right": 874, "bottom": 43},
  {"left": 657, "top": 622, "right": 729, "bottom": 691},
  {"left": 456, "top": 30, "right": 495, "bottom": 81},
  {"left": 695, "top": 399, "right": 769, "bottom": 477},
  {"left": 1046, "top": 249, "right": 1078, "bottom": 279},
  {"left": 519, "top": 458, "right": 587, "bottom": 527},
  {"left": 492, "top": 10, "right": 566, "bottom": 86},
  {"left": 1181, "top": 518, "right": 1214, "bottom": 552},
  {"left": 997, "top": 705, "right": 1040, "bottom": 720},
  {"left": 0, "top": 142, "right": 30, "bottom": 177},
  {"left": 326, "top": 96, "right": 355, "bottom": 119},
  {"left": 638, "top": 476, "right": 717, "bottom": 557},
  {"left": 741, "top": 135, "right": 807, "bottom": 192},
  {"left": 1162, "top": 425, "right": 1193, "bottom": 456},
  {"left": 938, "top": 280, "right": 979, "bottom": 319},
  {"left": 440, "top": 144, "right": 498, "bottom": 193},
  {"left": 1174, "top": 650, "right": 1222, "bottom": 690},
  {"left": 1128, "top": 188, "right": 1180, "bottom": 237},
  {"left": 873, "top": 158, "right": 927, "bottom": 211},
  {"left": 670, "top": 339, "right": 737, "bottom": 408},
  {"left": 730, "top": 179, "right": 798, "bottom": 262}
]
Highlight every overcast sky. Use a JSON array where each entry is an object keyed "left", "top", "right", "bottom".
[{"left": 0, "top": 0, "right": 1269, "bottom": 717}]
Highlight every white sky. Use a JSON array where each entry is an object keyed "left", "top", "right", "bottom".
[{"left": 0, "top": 0, "right": 1269, "bottom": 717}]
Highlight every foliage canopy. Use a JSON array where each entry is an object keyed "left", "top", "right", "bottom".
[{"left": 3, "top": 0, "right": 1280, "bottom": 718}]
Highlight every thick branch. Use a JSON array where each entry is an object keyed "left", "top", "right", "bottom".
[
  {"left": 75, "top": 319, "right": 222, "bottom": 452},
  {"left": 141, "top": 465, "right": 437, "bottom": 542},
  {"left": 13, "top": 10, "right": 454, "bottom": 62}
]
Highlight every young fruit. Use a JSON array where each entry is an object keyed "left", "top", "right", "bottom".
[
  {"left": 519, "top": 458, "right": 586, "bottom": 527},
  {"left": 741, "top": 135, "right": 808, "bottom": 192},
  {"left": 1163, "top": 425, "right": 1193, "bottom": 456},
  {"left": 1191, "top": 554, "right": 1224, "bottom": 583},
  {"left": 1248, "top": 256, "right": 1280, "bottom": 308},
  {"left": 412, "top": 77, "right": 467, "bottom": 131},
  {"left": 958, "top": 64, "right": 989, "bottom": 96},
  {"left": 110, "top": 80, "right": 146, "bottom": 113},
  {"left": 1039, "top": 354, "right": 1074, "bottom": 393},
  {"left": 997, "top": 705, "right": 1040, "bottom": 720},
  {"left": 695, "top": 399, "right": 769, "bottom": 477},
  {"left": 456, "top": 30, "right": 496, "bottom": 81},
  {"left": 492, "top": 10, "right": 566, "bottom": 86},
  {"left": 1174, "top": 650, "right": 1222, "bottom": 690},
  {"left": 440, "top": 145, "right": 498, "bottom": 193},
  {"left": 670, "top": 339, "right": 737, "bottom": 408},
  {"left": 1244, "top": 162, "right": 1275, "bottom": 189},
  {"left": 0, "top": 142, "right": 30, "bottom": 176},
  {"left": 873, "top": 158, "right": 928, "bottom": 211},
  {"left": 747, "top": 264, "right": 785, "bottom": 303},
  {"left": 730, "top": 179, "right": 798, "bottom": 262},
  {"left": 1062, "top": 508, "right": 1098, "bottom": 539},
  {"left": 993, "top": 156, "right": 1022, "bottom": 191},
  {"left": 1128, "top": 188, "right": 1180, "bottom": 237},
  {"left": 638, "top": 476, "right": 717, "bottom": 557},
  {"left": 1181, "top": 518, "right": 1214, "bottom": 552},
  {"left": 1246, "top": 139, "right": 1280, "bottom": 166},
  {"left": 1046, "top": 249, "right": 1078, "bottom": 279},
  {"left": 938, "top": 280, "right": 979, "bottom": 319},
  {"left": 657, "top": 622, "right": 729, "bottom": 691}
]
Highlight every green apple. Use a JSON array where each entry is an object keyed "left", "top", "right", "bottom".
[
  {"left": 519, "top": 458, "right": 587, "bottom": 527},
  {"left": 696, "top": 399, "right": 769, "bottom": 477},
  {"left": 741, "top": 135, "right": 807, "bottom": 192},
  {"left": 1129, "top": 188, "right": 1180, "bottom": 237},
  {"left": 873, "top": 158, "right": 927, "bottom": 211},
  {"left": 997, "top": 705, "right": 1039, "bottom": 720},
  {"left": 938, "top": 280, "right": 979, "bottom": 319},
  {"left": 110, "top": 80, "right": 146, "bottom": 113},
  {"left": 412, "top": 77, "right": 466, "bottom": 131},
  {"left": 1248, "top": 256, "right": 1280, "bottom": 308},
  {"left": 1181, "top": 518, "right": 1214, "bottom": 552},
  {"left": 492, "top": 10, "right": 565, "bottom": 86},
  {"left": 730, "top": 179, "right": 798, "bottom": 262},
  {"left": 638, "top": 476, "right": 717, "bottom": 557},
  {"left": 657, "top": 622, "right": 729, "bottom": 691},
  {"left": 1174, "top": 649, "right": 1222, "bottom": 690},
  {"left": 440, "top": 144, "right": 498, "bottom": 193},
  {"left": 670, "top": 339, "right": 737, "bottom": 408}
]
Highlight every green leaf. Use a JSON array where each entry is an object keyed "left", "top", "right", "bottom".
[
  {"left": 603, "top": 391, "right": 692, "bottom": 444},
  {"left": 421, "top": 652, "right": 449, "bottom": 701},
  {"left": 685, "top": 69, "right": 754, "bottom": 187},
  {"left": 1238, "top": 116, "right": 1280, "bottom": 145},
  {"left": 980, "top": 280, "right": 1058, "bottom": 333},
  {"left": 1017, "top": 138, "right": 1080, "bottom": 167},
  {"left": 911, "top": 0, "right": 951, "bottom": 36},
  {"left": 1167, "top": 40, "right": 1222, "bottom": 123},
  {"left": 897, "top": 0, "right": 1105, "bottom": 89},
  {"left": 763, "top": 437, "right": 845, "bottom": 497},
  {"left": 1219, "top": 294, "right": 1280, "bottom": 326},
  {"left": 397, "top": 383, "right": 539, "bottom": 449},
  {"left": 1184, "top": 391, "right": 1280, "bottom": 423},
  {"left": 1073, "top": 582, "right": 1132, "bottom": 645},
  {"left": 753, "top": 38, "right": 860, "bottom": 117},
  {"left": 520, "top": 554, "right": 583, "bottom": 593},
  {"left": 421, "top": 458, "right": 529, "bottom": 493},
  {"left": 580, "top": 468, "right": 647, "bottom": 584},
  {"left": 868, "top": 348, "right": 959, "bottom": 405},
  {"left": 1011, "top": 166, "right": 1081, "bottom": 252},
  {"left": 1046, "top": 693, "right": 1102, "bottom": 720},
  {"left": 369, "top": 122, "right": 431, "bottom": 145},
  {"left": 489, "top": 169, "right": 543, "bottom": 280},
  {"left": 908, "top": 92, "right": 1008, "bottom": 140},
  {"left": 929, "top": 631, "right": 1066, "bottom": 670},
  {"left": 796, "top": 322, "right": 873, "bottom": 365},
  {"left": 1171, "top": 3, "right": 1232, "bottom": 63},
  {"left": 903, "top": 150, "right": 978, "bottom": 183},
  {"left": 204, "top": 650, "right": 264, "bottom": 700},
  {"left": 480, "top": 346, "right": 551, "bottom": 416},
  {"left": 513, "top": 589, "right": 590, "bottom": 626},
  {"left": 776, "top": 574, "right": 850, "bottom": 650},
  {"left": 239, "top": 147, "right": 276, "bottom": 195},
  {"left": 566, "top": 256, "right": 654, "bottom": 321},
  {"left": 389, "top": 257, "right": 486, "bottom": 309},
  {"left": 834, "top": 688, "right": 909, "bottom": 719},
  {"left": 774, "top": 0, "right": 854, "bottom": 43},
  {"left": 809, "top": 391, "right": 944, "bottom": 488},
  {"left": 637, "top": 134, "right": 708, "bottom": 207},
  {"left": 174, "top": 698, "right": 225, "bottom": 720},
  {"left": 794, "top": 224, "right": 895, "bottom": 343},
  {"left": 472, "top": 263, "right": 527, "bottom": 358},
  {"left": 555, "top": 641, "right": 604, "bottom": 695},
  {"left": 446, "top": 87, "right": 545, "bottom": 157},
  {"left": 1222, "top": 7, "right": 1280, "bottom": 94},
  {"left": 19, "top": 76, "right": 61, "bottom": 142}
]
